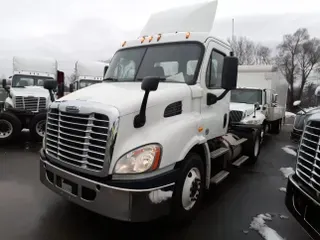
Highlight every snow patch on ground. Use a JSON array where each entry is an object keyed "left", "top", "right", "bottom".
[
  {"left": 279, "top": 187, "right": 287, "bottom": 193},
  {"left": 285, "top": 111, "right": 296, "bottom": 118},
  {"left": 280, "top": 167, "right": 295, "bottom": 178},
  {"left": 250, "top": 214, "right": 285, "bottom": 240},
  {"left": 282, "top": 145, "right": 297, "bottom": 157}
]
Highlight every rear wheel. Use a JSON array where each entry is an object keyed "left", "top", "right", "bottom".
[
  {"left": 171, "top": 152, "right": 205, "bottom": 224},
  {"left": 0, "top": 112, "right": 22, "bottom": 143},
  {"left": 29, "top": 113, "right": 47, "bottom": 142}
]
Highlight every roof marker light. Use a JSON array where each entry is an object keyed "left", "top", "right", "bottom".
[
  {"left": 121, "top": 41, "right": 126, "bottom": 47},
  {"left": 186, "top": 32, "right": 191, "bottom": 39},
  {"left": 157, "top": 34, "right": 162, "bottom": 41},
  {"left": 141, "top": 37, "right": 146, "bottom": 43},
  {"left": 149, "top": 36, "right": 153, "bottom": 42}
]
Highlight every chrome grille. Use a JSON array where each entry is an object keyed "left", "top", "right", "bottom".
[
  {"left": 45, "top": 108, "right": 109, "bottom": 171},
  {"left": 15, "top": 96, "right": 46, "bottom": 112},
  {"left": 229, "top": 110, "right": 244, "bottom": 123},
  {"left": 296, "top": 120, "right": 320, "bottom": 192}
]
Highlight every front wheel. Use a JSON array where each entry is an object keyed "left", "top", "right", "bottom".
[
  {"left": 29, "top": 113, "right": 47, "bottom": 142},
  {"left": 242, "top": 130, "right": 261, "bottom": 165},
  {"left": 171, "top": 152, "right": 205, "bottom": 224},
  {"left": 0, "top": 112, "right": 22, "bottom": 144}
]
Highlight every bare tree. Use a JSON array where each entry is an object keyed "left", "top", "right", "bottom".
[
  {"left": 255, "top": 44, "right": 272, "bottom": 64},
  {"left": 297, "top": 38, "right": 320, "bottom": 99},
  {"left": 301, "top": 82, "right": 318, "bottom": 107},
  {"left": 228, "top": 36, "right": 272, "bottom": 65},
  {"left": 275, "top": 28, "right": 309, "bottom": 110}
]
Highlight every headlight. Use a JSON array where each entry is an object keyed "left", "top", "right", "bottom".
[
  {"left": 4, "top": 102, "right": 12, "bottom": 109},
  {"left": 241, "top": 118, "right": 261, "bottom": 125},
  {"left": 113, "top": 144, "right": 162, "bottom": 174}
]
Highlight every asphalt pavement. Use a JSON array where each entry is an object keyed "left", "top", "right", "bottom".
[{"left": 0, "top": 124, "right": 311, "bottom": 240}]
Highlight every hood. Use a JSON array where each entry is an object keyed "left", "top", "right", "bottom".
[
  {"left": 10, "top": 86, "right": 49, "bottom": 98},
  {"left": 230, "top": 102, "right": 255, "bottom": 116},
  {"left": 298, "top": 106, "right": 320, "bottom": 115},
  {"left": 59, "top": 82, "right": 192, "bottom": 116}
]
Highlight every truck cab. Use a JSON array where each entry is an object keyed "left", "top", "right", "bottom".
[
  {"left": 0, "top": 56, "right": 64, "bottom": 143},
  {"left": 229, "top": 65, "right": 288, "bottom": 142},
  {"left": 39, "top": 0, "right": 261, "bottom": 222},
  {"left": 71, "top": 61, "right": 108, "bottom": 91}
]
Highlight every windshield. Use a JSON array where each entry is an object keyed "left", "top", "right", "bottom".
[
  {"left": 231, "top": 89, "right": 262, "bottom": 104},
  {"left": 12, "top": 75, "right": 54, "bottom": 87},
  {"left": 79, "top": 79, "right": 101, "bottom": 89},
  {"left": 104, "top": 42, "right": 203, "bottom": 84}
]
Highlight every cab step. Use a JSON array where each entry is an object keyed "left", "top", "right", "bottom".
[
  {"left": 210, "top": 170, "right": 230, "bottom": 184},
  {"left": 210, "top": 147, "right": 229, "bottom": 159},
  {"left": 232, "top": 155, "right": 249, "bottom": 167},
  {"left": 231, "top": 138, "right": 247, "bottom": 146}
]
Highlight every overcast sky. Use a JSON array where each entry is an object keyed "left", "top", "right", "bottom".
[{"left": 0, "top": 0, "right": 320, "bottom": 77}]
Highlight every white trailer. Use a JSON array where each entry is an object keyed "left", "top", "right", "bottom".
[
  {"left": 0, "top": 56, "right": 63, "bottom": 143},
  {"left": 72, "top": 61, "right": 108, "bottom": 91},
  {"left": 40, "top": 1, "right": 261, "bottom": 223},
  {"left": 229, "top": 65, "right": 288, "bottom": 141}
]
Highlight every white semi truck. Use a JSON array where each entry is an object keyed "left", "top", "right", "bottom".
[
  {"left": 70, "top": 60, "right": 108, "bottom": 91},
  {"left": 40, "top": 1, "right": 261, "bottom": 222},
  {"left": 230, "top": 65, "right": 288, "bottom": 142},
  {"left": 0, "top": 56, "right": 64, "bottom": 143}
]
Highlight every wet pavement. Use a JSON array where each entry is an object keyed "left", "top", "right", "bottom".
[{"left": 0, "top": 125, "right": 311, "bottom": 240}]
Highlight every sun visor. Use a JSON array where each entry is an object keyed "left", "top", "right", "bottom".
[{"left": 140, "top": 1, "right": 218, "bottom": 37}]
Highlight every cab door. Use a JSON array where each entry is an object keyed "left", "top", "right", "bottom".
[{"left": 200, "top": 39, "right": 230, "bottom": 140}]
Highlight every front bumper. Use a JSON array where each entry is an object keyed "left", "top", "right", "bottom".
[
  {"left": 40, "top": 149, "right": 176, "bottom": 222},
  {"left": 285, "top": 174, "right": 320, "bottom": 240},
  {"left": 290, "top": 128, "right": 302, "bottom": 143}
]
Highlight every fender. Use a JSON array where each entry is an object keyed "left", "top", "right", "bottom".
[{"left": 110, "top": 110, "right": 207, "bottom": 175}]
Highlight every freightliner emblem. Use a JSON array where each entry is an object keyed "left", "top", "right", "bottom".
[{"left": 66, "top": 106, "right": 80, "bottom": 113}]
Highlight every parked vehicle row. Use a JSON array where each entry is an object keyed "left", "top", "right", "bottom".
[
  {"left": 0, "top": 57, "right": 108, "bottom": 143},
  {"left": 38, "top": 0, "right": 288, "bottom": 223}
]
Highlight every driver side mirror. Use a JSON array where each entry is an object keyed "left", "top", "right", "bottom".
[
  {"left": 254, "top": 102, "right": 261, "bottom": 110},
  {"left": 69, "top": 83, "right": 74, "bottom": 93},
  {"left": 44, "top": 80, "right": 57, "bottom": 90},
  {"left": 221, "top": 56, "right": 238, "bottom": 90},
  {"left": 2, "top": 79, "right": 10, "bottom": 93}
]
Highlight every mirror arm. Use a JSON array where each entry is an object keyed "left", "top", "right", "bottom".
[
  {"left": 298, "top": 106, "right": 307, "bottom": 114},
  {"left": 217, "top": 89, "right": 229, "bottom": 101},
  {"left": 48, "top": 89, "right": 55, "bottom": 102},
  {"left": 134, "top": 91, "right": 150, "bottom": 128}
]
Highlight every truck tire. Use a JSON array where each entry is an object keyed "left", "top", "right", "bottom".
[
  {"left": 242, "top": 130, "right": 261, "bottom": 164},
  {"left": 29, "top": 112, "right": 47, "bottom": 142},
  {"left": 0, "top": 112, "right": 22, "bottom": 143},
  {"left": 171, "top": 152, "right": 205, "bottom": 224}
]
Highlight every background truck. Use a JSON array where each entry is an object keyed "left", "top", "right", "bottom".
[
  {"left": 0, "top": 56, "right": 64, "bottom": 143},
  {"left": 40, "top": 0, "right": 262, "bottom": 223},
  {"left": 229, "top": 65, "right": 288, "bottom": 142},
  {"left": 70, "top": 60, "right": 108, "bottom": 92},
  {"left": 285, "top": 111, "right": 320, "bottom": 240},
  {"left": 290, "top": 86, "right": 320, "bottom": 143}
]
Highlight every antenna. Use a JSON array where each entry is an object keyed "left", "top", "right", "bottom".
[{"left": 232, "top": 18, "right": 235, "bottom": 42}]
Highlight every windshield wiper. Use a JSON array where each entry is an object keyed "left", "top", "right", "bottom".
[{"left": 104, "top": 77, "right": 118, "bottom": 82}]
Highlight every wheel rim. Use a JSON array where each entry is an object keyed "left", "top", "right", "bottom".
[
  {"left": 254, "top": 136, "right": 260, "bottom": 157},
  {"left": 181, "top": 167, "right": 201, "bottom": 211},
  {"left": 36, "top": 120, "right": 46, "bottom": 137},
  {"left": 0, "top": 119, "right": 13, "bottom": 139}
]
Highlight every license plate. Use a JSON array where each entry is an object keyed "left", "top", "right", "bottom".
[{"left": 61, "top": 180, "right": 72, "bottom": 193}]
